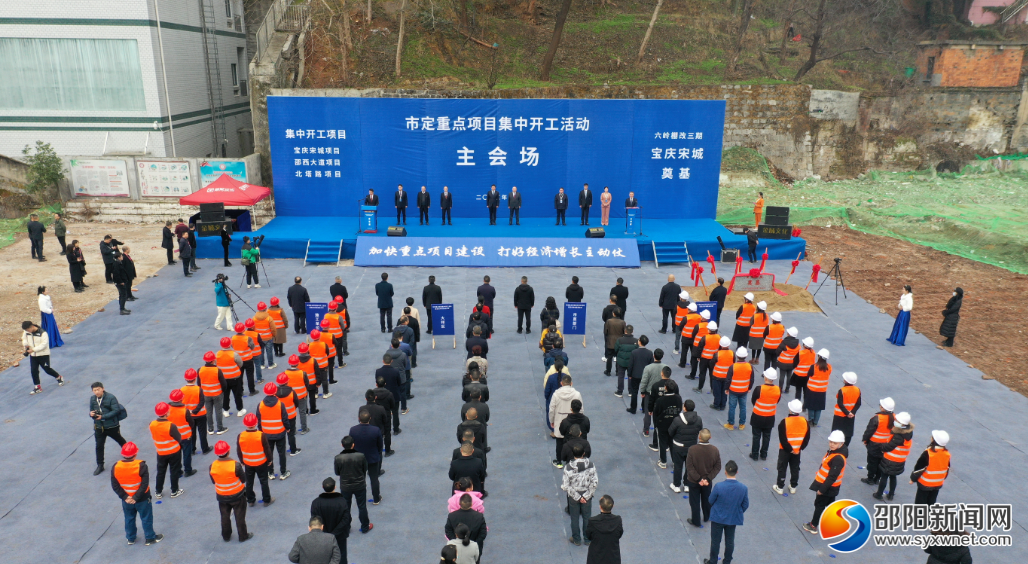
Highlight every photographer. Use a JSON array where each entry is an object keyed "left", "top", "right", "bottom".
[
  {"left": 89, "top": 382, "right": 126, "bottom": 475},
  {"left": 214, "top": 274, "right": 232, "bottom": 331},
  {"left": 241, "top": 236, "right": 261, "bottom": 288},
  {"left": 22, "top": 320, "right": 65, "bottom": 394},
  {"left": 100, "top": 234, "right": 123, "bottom": 284}
]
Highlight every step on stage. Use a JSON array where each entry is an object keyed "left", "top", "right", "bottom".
[{"left": 196, "top": 216, "right": 806, "bottom": 265}]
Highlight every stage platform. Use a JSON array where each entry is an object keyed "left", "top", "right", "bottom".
[{"left": 196, "top": 216, "right": 806, "bottom": 263}]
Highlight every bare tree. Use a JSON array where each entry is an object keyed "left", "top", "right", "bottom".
[
  {"left": 396, "top": 0, "right": 407, "bottom": 77},
  {"left": 367, "top": 0, "right": 372, "bottom": 22},
  {"left": 792, "top": 0, "right": 874, "bottom": 82},
  {"left": 539, "top": 0, "right": 573, "bottom": 80},
  {"left": 726, "top": 0, "right": 757, "bottom": 74},
  {"left": 777, "top": 0, "right": 799, "bottom": 65},
  {"left": 637, "top": 0, "right": 664, "bottom": 64}
]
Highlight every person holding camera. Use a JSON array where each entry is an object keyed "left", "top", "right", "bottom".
[
  {"left": 241, "top": 236, "right": 261, "bottom": 288},
  {"left": 22, "top": 320, "right": 65, "bottom": 395},
  {"left": 214, "top": 274, "right": 232, "bottom": 331},
  {"left": 90, "top": 381, "right": 127, "bottom": 475},
  {"left": 100, "top": 234, "right": 123, "bottom": 284}
]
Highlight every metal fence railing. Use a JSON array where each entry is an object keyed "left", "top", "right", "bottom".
[{"left": 254, "top": 0, "right": 310, "bottom": 63}]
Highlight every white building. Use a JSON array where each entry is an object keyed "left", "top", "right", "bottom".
[{"left": 0, "top": 0, "right": 254, "bottom": 159}]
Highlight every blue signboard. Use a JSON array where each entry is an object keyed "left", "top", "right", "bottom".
[
  {"left": 354, "top": 236, "right": 639, "bottom": 267},
  {"left": 563, "top": 302, "right": 587, "bottom": 335},
  {"left": 695, "top": 301, "right": 718, "bottom": 324},
  {"left": 305, "top": 302, "right": 328, "bottom": 335},
  {"left": 431, "top": 304, "right": 455, "bottom": 336},
  {"left": 268, "top": 97, "right": 725, "bottom": 219},
  {"left": 361, "top": 205, "right": 378, "bottom": 233}
]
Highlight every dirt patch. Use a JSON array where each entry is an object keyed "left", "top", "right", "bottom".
[
  {"left": 1, "top": 222, "right": 170, "bottom": 372},
  {"left": 802, "top": 226, "right": 1028, "bottom": 395},
  {"left": 680, "top": 283, "right": 823, "bottom": 314}
]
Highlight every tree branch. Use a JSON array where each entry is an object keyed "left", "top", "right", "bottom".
[{"left": 814, "top": 46, "right": 888, "bottom": 63}]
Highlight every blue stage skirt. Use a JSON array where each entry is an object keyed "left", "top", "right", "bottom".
[
  {"left": 887, "top": 310, "right": 910, "bottom": 346},
  {"left": 40, "top": 311, "right": 64, "bottom": 348}
]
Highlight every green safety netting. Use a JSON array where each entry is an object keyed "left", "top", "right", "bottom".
[{"left": 716, "top": 149, "right": 1028, "bottom": 274}]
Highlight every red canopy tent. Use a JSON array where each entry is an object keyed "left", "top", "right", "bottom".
[{"left": 179, "top": 174, "right": 272, "bottom": 227}]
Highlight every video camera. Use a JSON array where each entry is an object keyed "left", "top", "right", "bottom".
[
  {"left": 252, "top": 234, "right": 266, "bottom": 248},
  {"left": 212, "top": 273, "right": 229, "bottom": 283}
]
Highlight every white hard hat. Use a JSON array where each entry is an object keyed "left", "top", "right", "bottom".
[
  {"left": 895, "top": 412, "right": 911, "bottom": 426},
  {"left": 707, "top": 321, "right": 718, "bottom": 331},
  {"left": 788, "top": 399, "right": 803, "bottom": 413},
  {"left": 828, "top": 430, "right": 846, "bottom": 443},
  {"left": 817, "top": 348, "right": 830, "bottom": 359},
  {"left": 700, "top": 310, "right": 710, "bottom": 319},
  {"left": 771, "top": 312, "right": 782, "bottom": 322},
  {"left": 680, "top": 291, "right": 690, "bottom": 300},
  {"left": 736, "top": 347, "right": 748, "bottom": 358},
  {"left": 719, "top": 336, "right": 731, "bottom": 347},
  {"left": 757, "top": 301, "right": 767, "bottom": 310},
  {"left": 787, "top": 326, "right": 798, "bottom": 337},
  {"left": 802, "top": 337, "right": 814, "bottom": 347},
  {"left": 879, "top": 397, "right": 895, "bottom": 411},
  {"left": 688, "top": 302, "right": 698, "bottom": 312},
  {"left": 932, "top": 430, "right": 950, "bottom": 447},
  {"left": 842, "top": 372, "right": 858, "bottom": 385},
  {"left": 763, "top": 367, "right": 777, "bottom": 380},
  {"left": 744, "top": 292, "right": 755, "bottom": 301}
]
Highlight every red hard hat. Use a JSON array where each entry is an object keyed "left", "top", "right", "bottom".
[
  {"left": 270, "top": 297, "right": 280, "bottom": 306},
  {"left": 310, "top": 330, "right": 321, "bottom": 340},
  {"left": 276, "top": 373, "right": 288, "bottom": 385},
  {"left": 297, "top": 342, "right": 309, "bottom": 353},
  {"left": 288, "top": 354, "right": 299, "bottom": 365},
  {"left": 220, "top": 337, "right": 231, "bottom": 348},
  {"left": 257, "top": 301, "right": 268, "bottom": 311},
  {"left": 327, "top": 301, "right": 338, "bottom": 310},
  {"left": 214, "top": 440, "right": 231, "bottom": 456},
  {"left": 234, "top": 322, "right": 245, "bottom": 333},
  {"left": 334, "top": 295, "right": 344, "bottom": 303},
  {"left": 204, "top": 351, "right": 217, "bottom": 362},
  {"left": 243, "top": 413, "right": 258, "bottom": 427},
  {"left": 245, "top": 318, "right": 255, "bottom": 328},
  {"left": 264, "top": 382, "right": 278, "bottom": 395},
  {"left": 121, "top": 442, "right": 139, "bottom": 458},
  {"left": 320, "top": 319, "right": 330, "bottom": 328},
  {"left": 154, "top": 402, "right": 170, "bottom": 417},
  {"left": 169, "top": 389, "right": 184, "bottom": 402},
  {"left": 184, "top": 368, "right": 198, "bottom": 380}
]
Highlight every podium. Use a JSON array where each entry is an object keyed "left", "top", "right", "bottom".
[
  {"left": 625, "top": 207, "right": 641, "bottom": 236},
  {"left": 361, "top": 206, "right": 378, "bottom": 233}
]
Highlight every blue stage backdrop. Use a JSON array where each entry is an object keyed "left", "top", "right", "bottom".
[{"left": 267, "top": 97, "right": 726, "bottom": 220}]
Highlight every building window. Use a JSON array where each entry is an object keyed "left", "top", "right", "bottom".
[
  {"left": 225, "top": 0, "right": 233, "bottom": 18},
  {"left": 0, "top": 38, "right": 146, "bottom": 111},
  {"left": 231, "top": 63, "right": 238, "bottom": 87},
  {"left": 237, "top": 47, "right": 248, "bottom": 97},
  {"left": 925, "top": 56, "right": 935, "bottom": 80}
]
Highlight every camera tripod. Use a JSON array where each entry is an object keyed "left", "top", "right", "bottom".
[
  {"left": 812, "top": 258, "right": 848, "bottom": 306},
  {"left": 223, "top": 283, "right": 256, "bottom": 325}
]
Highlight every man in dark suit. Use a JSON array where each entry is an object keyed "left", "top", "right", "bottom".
[
  {"left": 375, "top": 272, "right": 394, "bottom": 332},
  {"left": 440, "top": 186, "right": 453, "bottom": 225},
  {"left": 566, "top": 276, "right": 584, "bottom": 303},
  {"left": 364, "top": 188, "right": 379, "bottom": 206},
  {"left": 416, "top": 186, "right": 431, "bottom": 225},
  {"left": 100, "top": 234, "right": 122, "bottom": 283},
  {"left": 287, "top": 276, "right": 311, "bottom": 334},
  {"left": 289, "top": 515, "right": 343, "bottom": 564},
  {"left": 309, "top": 478, "right": 350, "bottom": 560},
  {"left": 625, "top": 191, "right": 639, "bottom": 208},
  {"left": 348, "top": 408, "right": 384, "bottom": 504},
  {"left": 445, "top": 495, "right": 488, "bottom": 553},
  {"left": 508, "top": 186, "right": 522, "bottom": 225},
  {"left": 394, "top": 184, "right": 408, "bottom": 225},
  {"left": 485, "top": 185, "right": 500, "bottom": 225},
  {"left": 27, "top": 213, "right": 46, "bottom": 261},
  {"left": 585, "top": 495, "right": 623, "bottom": 563},
  {"left": 514, "top": 276, "right": 535, "bottom": 334},
  {"left": 465, "top": 326, "right": 489, "bottom": 359},
  {"left": 709, "top": 277, "right": 728, "bottom": 325},
  {"left": 579, "top": 183, "right": 593, "bottom": 225},
  {"left": 421, "top": 275, "right": 443, "bottom": 334},
  {"left": 658, "top": 274, "right": 682, "bottom": 333},
  {"left": 477, "top": 275, "right": 496, "bottom": 315},
  {"left": 610, "top": 278, "right": 629, "bottom": 323},
  {"left": 554, "top": 188, "right": 568, "bottom": 226},
  {"left": 375, "top": 362, "right": 402, "bottom": 434},
  {"left": 449, "top": 442, "right": 486, "bottom": 493}
]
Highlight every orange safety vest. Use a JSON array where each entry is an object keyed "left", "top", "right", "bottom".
[
  {"left": 781, "top": 415, "right": 807, "bottom": 452},
  {"left": 752, "top": 384, "right": 780, "bottom": 417},
  {"left": 167, "top": 405, "right": 192, "bottom": 440},
  {"left": 279, "top": 391, "right": 297, "bottom": 419},
  {"left": 286, "top": 369, "right": 308, "bottom": 400},
  {"left": 258, "top": 399, "right": 286, "bottom": 435},
  {"left": 883, "top": 434, "right": 913, "bottom": 464},
  {"left": 232, "top": 334, "right": 254, "bottom": 362},
  {"left": 149, "top": 419, "right": 181, "bottom": 455},
  {"left": 794, "top": 349, "right": 816, "bottom": 377},
  {"left": 216, "top": 350, "right": 241, "bottom": 379},
  {"left": 238, "top": 430, "right": 268, "bottom": 467},
  {"left": 814, "top": 451, "right": 846, "bottom": 487},
  {"left": 681, "top": 312, "right": 702, "bottom": 338},
  {"left": 309, "top": 340, "right": 329, "bottom": 369},
  {"left": 298, "top": 358, "right": 318, "bottom": 385},
  {"left": 749, "top": 312, "right": 769, "bottom": 339},
  {"left": 114, "top": 459, "right": 148, "bottom": 497},
  {"left": 806, "top": 364, "right": 832, "bottom": 393},
  {"left": 244, "top": 329, "right": 262, "bottom": 357},
  {"left": 729, "top": 362, "right": 753, "bottom": 393},
  {"left": 199, "top": 365, "right": 223, "bottom": 396},
  {"left": 917, "top": 449, "right": 951, "bottom": 488},
  {"left": 268, "top": 308, "right": 286, "bottom": 329},
  {"left": 324, "top": 312, "right": 345, "bottom": 337},
  {"left": 870, "top": 413, "right": 893, "bottom": 443},
  {"left": 764, "top": 324, "right": 785, "bottom": 350},
  {"left": 711, "top": 350, "right": 735, "bottom": 379},
  {"left": 737, "top": 303, "right": 755, "bottom": 327},
  {"left": 674, "top": 305, "right": 689, "bottom": 329},
  {"left": 778, "top": 343, "right": 800, "bottom": 365},
  {"left": 254, "top": 316, "right": 274, "bottom": 341},
  {"left": 691, "top": 324, "right": 709, "bottom": 347},
  {"left": 319, "top": 330, "right": 337, "bottom": 357},
  {"left": 181, "top": 384, "right": 207, "bottom": 417},
  {"left": 701, "top": 334, "right": 721, "bottom": 359},
  {"left": 833, "top": 385, "right": 861, "bottom": 417},
  {"left": 210, "top": 459, "right": 244, "bottom": 496}
]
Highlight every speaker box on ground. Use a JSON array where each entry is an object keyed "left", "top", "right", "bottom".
[
  {"left": 765, "top": 205, "right": 790, "bottom": 226},
  {"left": 585, "top": 227, "right": 606, "bottom": 238},
  {"left": 721, "top": 249, "right": 739, "bottom": 262},
  {"left": 387, "top": 226, "right": 407, "bottom": 237}
]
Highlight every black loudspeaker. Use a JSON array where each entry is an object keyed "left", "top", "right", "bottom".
[
  {"left": 721, "top": 249, "right": 739, "bottom": 262},
  {"left": 765, "top": 206, "right": 790, "bottom": 226},
  {"left": 585, "top": 227, "right": 606, "bottom": 238},
  {"left": 387, "top": 226, "right": 407, "bottom": 237},
  {"left": 199, "top": 203, "right": 225, "bottom": 214}
]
